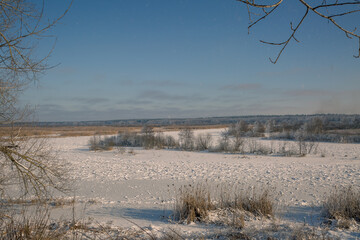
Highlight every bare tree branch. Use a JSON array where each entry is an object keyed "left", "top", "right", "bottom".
[
  {"left": 248, "top": 5, "right": 279, "bottom": 33},
  {"left": 259, "top": 8, "right": 309, "bottom": 64},
  {"left": 0, "top": 0, "right": 72, "bottom": 199},
  {"left": 237, "top": 0, "right": 360, "bottom": 63}
]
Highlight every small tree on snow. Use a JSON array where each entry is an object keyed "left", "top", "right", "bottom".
[
  {"left": 179, "top": 127, "right": 195, "bottom": 151},
  {"left": 196, "top": 133, "right": 212, "bottom": 151}
]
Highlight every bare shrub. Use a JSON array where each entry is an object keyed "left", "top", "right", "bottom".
[
  {"left": 217, "top": 131, "right": 230, "bottom": 152},
  {"left": 141, "top": 125, "right": 154, "bottom": 136},
  {"left": 238, "top": 120, "right": 249, "bottom": 135},
  {"left": 88, "top": 134, "right": 101, "bottom": 150},
  {"left": 306, "top": 140, "right": 319, "bottom": 155},
  {"left": 228, "top": 120, "right": 249, "bottom": 137},
  {"left": 251, "top": 121, "right": 265, "bottom": 137},
  {"left": 295, "top": 129, "right": 317, "bottom": 156},
  {"left": 154, "top": 131, "right": 166, "bottom": 149},
  {"left": 116, "top": 131, "right": 143, "bottom": 147},
  {"left": 247, "top": 138, "right": 258, "bottom": 154},
  {"left": 178, "top": 128, "right": 194, "bottom": 151},
  {"left": 305, "top": 117, "right": 324, "bottom": 135},
  {"left": 265, "top": 120, "right": 275, "bottom": 138},
  {"left": 230, "top": 134, "right": 245, "bottom": 153},
  {"left": 141, "top": 125, "right": 155, "bottom": 149},
  {"left": 245, "top": 139, "right": 270, "bottom": 155},
  {"left": 164, "top": 135, "right": 178, "bottom": 149},
  {"left": 323, "top": 186, "right": 360, "bottom": 224},
  {"left": 195, "top": 133, "right": 212, "bottom": 151},
  {"left": 276, "top": 141, "right": 298, "bottom": 157},
  {"left": 88, "top": 134, "right": 113, "bottom": 151}
]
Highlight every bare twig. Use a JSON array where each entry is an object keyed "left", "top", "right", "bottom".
[
  {"left": 260, "top": 8, "right": 309, "bottom": 64},
  {"left": 355, "top": 38, "right": 360, "bottom": 58},
  {"left": 248, "top": 5, "right": 279, "bottom": 33},
  {"left": 237, "top": 0, "right": 283, "bottom": 8}
]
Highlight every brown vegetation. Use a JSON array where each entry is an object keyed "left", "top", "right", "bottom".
[
  {"left": 323, "top": 186, "right": 360, "bottom": 226},
  {"left": 174, "top": 184, "right": 214, "bottom": 223},
  {"left": 0, "top": 125, "right": 228, "bottom": 138},
  {"left": 174, "top": 183, "right": 275, "bottom": 224}
]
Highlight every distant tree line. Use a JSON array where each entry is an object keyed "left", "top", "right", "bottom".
[
  {"left": 90, "top": 115, "right": 360, "bottom": 157},
  {"left": 226, "top": 117, "right": 360, "bottom": 143},
  {"left": 23, "top": 114, "right": 360, "bottom": 130}
]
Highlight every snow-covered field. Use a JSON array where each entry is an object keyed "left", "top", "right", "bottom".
[{"left": 47, "top": 128, "right": 360, "bottom": 239}]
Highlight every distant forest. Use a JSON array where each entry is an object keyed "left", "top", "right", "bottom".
[{"left": 18, "top": 114, "right": 360, "bottom": 130}]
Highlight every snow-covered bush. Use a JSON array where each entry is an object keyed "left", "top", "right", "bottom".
[
  {"left": 216, "top": 131, "right": 231, "bottom": 152},
  {"left": 178, "top": 128, "right": 195, "bottom": 151},
  {"left": 89, "top": 135, "right": 113, "bottom": 151},
  {"left": 164, "top": 135, "right": 177, "bottom": 149},
  {"left": 195, "top": 133, "right": 212, "bottom": 151}
]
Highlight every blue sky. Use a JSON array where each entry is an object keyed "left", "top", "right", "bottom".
[{"left": 20, "top": 0, "right": 360, "bottom": 121}]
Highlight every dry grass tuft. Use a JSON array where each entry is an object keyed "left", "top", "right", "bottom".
[
  {"left": 0, "top": 209, "right": 66, "bottom": 240},
  {"left": 159, "top": 228, "right": 185, "bottom": 240},
  {"left": 238, "top": 189, "right": 274, "bottom": 217},
  {"left": 289, "top": 226, "right": 337, "bottom": 240},
  {"left": 323, "top": 186, "right": 360, "bottom": 224},
  {"left": 219, "top": 186, "right": 275, "bottom": 218},
  {"left": 174, "top": 183, "right": 275, "bottom": 225},
  {"left": 174, "top": 184, "right": 213, "bottom": 223}
]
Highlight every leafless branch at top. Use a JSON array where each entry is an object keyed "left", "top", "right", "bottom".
[{"left": 237, "top": 0, "right": 360, "bottom": 63}]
